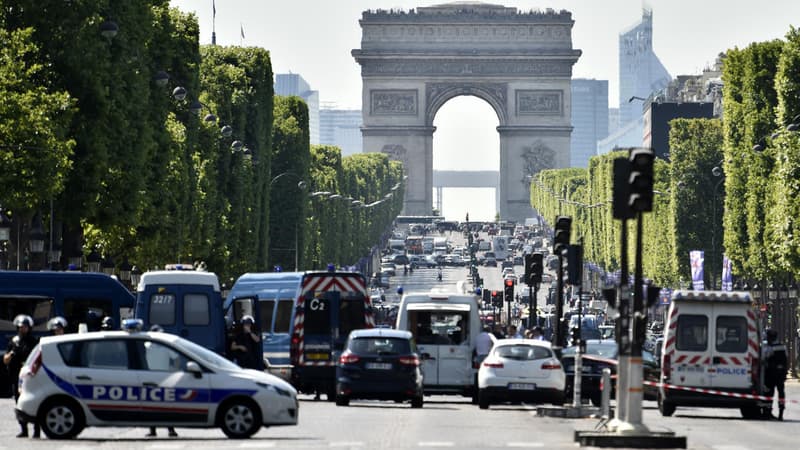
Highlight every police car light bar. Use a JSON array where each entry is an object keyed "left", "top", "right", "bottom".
[
  {"left": 122, "top": 318, "right": 144, "bottom": 332},
  {"left": 670, "top": 290, "right": 752, "bottom": 303}
]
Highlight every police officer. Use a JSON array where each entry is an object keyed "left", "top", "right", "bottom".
[
  {"left": 231, "top": 315, "right": 262, "bottom": 370},
  {"left": 47, "top": 316, "right": 68, "bottom": 335},
  {"left": 763, "top": 328, "right": 788, "bottom": 420},
  {"left": 3, "top": 315, "right": 40, "bottom": 438},
  {"left": 100, "top": 316, "right": 115, "bottom": 331}
]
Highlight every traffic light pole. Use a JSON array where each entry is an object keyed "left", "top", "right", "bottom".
[
  {"left": 626, "top": 211, "right": 646, "bottom": 428},
  {"left": 554, "top": 251, "right": 565, "bottom": 358},
  {"left": 614, "top": 218, "right": 630, "bottom": 427},
  {"left": 529, "top": 283, "right": 536, "bottom": 328}
]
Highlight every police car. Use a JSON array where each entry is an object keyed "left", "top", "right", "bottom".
[{"left": 15, "top": 320, "right": 298, "bottom": 439}]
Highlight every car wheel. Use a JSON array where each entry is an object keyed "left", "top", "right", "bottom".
[
  {"left": 411, "top": 396, "right": 423, "bottom": 408},
  {"left": 219, "top": 399, "right": 262, "bottom": 439},
  {"left": 335, "top": 395, "right": 350, "bottom": 407},
  {"left": 657, "top": 393, "right": 675, "bottom": 417},
  {"left": 478, "top": 389, "right": 490, "bottom": 410},
  {"left": 39, "top": 397, "right": 85, "bottom": 439}
]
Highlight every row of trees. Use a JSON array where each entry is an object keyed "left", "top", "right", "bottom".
[
  {"left": 531, "top": 27, "right": 800, "bottom": 288},
  {"left": 0, "top": 1, "right": 403, "bottom": 283}
]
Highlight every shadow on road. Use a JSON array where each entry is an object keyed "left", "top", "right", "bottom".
[{"left": 343, "top": 403, "right": 458, "bottom": 411}]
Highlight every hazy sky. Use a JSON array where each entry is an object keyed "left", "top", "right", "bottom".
[{"left": 171, "top": 0, "right": 800, "bottom": 220}]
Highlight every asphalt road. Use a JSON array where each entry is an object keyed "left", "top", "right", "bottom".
[{"left": 0, "top": 389, "right": 798, "bottom": 449}]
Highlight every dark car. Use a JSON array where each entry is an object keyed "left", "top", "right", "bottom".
[
  {"left": 335, "top": 329, "right": 424, "bottom": 408},
  {"left": 561, "top": 340, "right": 659, "bottom": 406}
]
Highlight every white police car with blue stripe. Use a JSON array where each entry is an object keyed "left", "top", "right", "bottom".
[{"left": 15, "top": 319, "right": 298, "bottom": 439}]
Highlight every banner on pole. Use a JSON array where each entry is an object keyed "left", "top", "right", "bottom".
[
  {"left": 690, "top": 250, "right": 705, "bottom": 290},
  {"left": 721, "top": 255, "right": 733, "bottom": 291}
]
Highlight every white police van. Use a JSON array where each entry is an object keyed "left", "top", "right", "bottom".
[
  {"left": 659, "top": 290, "right": 763, "bottom": 418},
  {"left": 15, "top": 320, "right": 298, "bottom": 439}
]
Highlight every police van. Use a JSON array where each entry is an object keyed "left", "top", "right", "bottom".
[
  {"left": 134, "top": 267, "right": 226, "bottom": 356},
  {"left": 226, "top": 270, "right": 374, "bottom": 399},
  {"left": 395, "top": 288, "right": 481, "bottom": 399},
  {"left": 0, "top": 271, "right": 136, "bottom": 397},
  {"left": 659, "top": 290, "right": 763, "bottom": 418}
]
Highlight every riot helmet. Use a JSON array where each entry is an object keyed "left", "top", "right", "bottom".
[
  {"left": 47, "top": 316, "right": 68, "bottom": 331},
  {"left": 13, "top": 314, "right": 34, "bottom": 328}
]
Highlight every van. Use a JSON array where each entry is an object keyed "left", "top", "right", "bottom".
[
  {"left": 227, "top": 271, "right": 374, "bottom": 399},
  {"left": 0, "top": 271, "right": 136, "bottom": 397},
  {"left": 135, "top": 269, "right": 226, "bottom": 356},
  {"left": 659, "top": 290, "right": 762, "bottom": 418},
  {"left": 395, "top": 288, "right": 481, "bottom": 399}
]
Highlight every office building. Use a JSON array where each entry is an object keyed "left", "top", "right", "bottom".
[
  {"left": 274, "top": 73, "right": 320, "bottom": 144},
  {"left": 643, "top": 101, "right": 714, "bottom": 159},
  {"left": 570, "top": 79, "right": 609, "bottom": 167},
  {"left": 320, "top": 108, "right": 363, "bottom": 156},
  {"left": 618, "top": 8, "right": 671, "bottom": 127}
]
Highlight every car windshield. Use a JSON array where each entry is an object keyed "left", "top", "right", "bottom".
[
  {"left": 171, "top": 336, "right": 242, "bottom": 371},
  {"left": 494, "top": 344, "right": 551, "bottom": 360},
  {"left": 562, "top": 342, "right": 618, "bottom": 358}
]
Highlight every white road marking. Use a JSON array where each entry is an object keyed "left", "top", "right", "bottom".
[
  {"left": 329, "top": 442, "right": 365, "bottom": 447},
  {"left": 239, "top": 443, "right": 275, "bottom": 448},
  {"left": 712, "top": 446, "right": 750, "bottom": 450},
  {"left": 146, "top": 444, "right": 186, "bottom": 450},
  {"left": 418, "top": 443, "right": 454, "bottom": 447},
  {"left": 507, "top": 443, "right": 545, "bottom": 448}
]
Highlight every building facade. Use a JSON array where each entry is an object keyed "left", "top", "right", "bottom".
[
  {"left": 570, "top": 79, "right": 608, "bottom": 167},
  {"left": 274, "top": 73, "right": 320, "bottom": 144},
  {"left": 319, "top": 108, "right": 363, "bottom": 156}
]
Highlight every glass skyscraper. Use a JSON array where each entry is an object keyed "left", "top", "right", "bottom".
[
  {"left": 570, "top": 79, "right": 608, "bottom": 167},
  {"left": 618, "top": 8, "right": 671, "bottom": 126}
]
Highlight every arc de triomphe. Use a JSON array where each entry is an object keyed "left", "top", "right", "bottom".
[{"left": 352, "top": 2, "right": 581, "bottom": 221}]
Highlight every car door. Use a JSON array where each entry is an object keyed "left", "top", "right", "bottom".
[
  {"left": 61, "top": 338, "right": 142, "bottom": 424},
  {"left": 710, "top": 306, "right": 751, "bottom": 389},
  {"left": 132, "top": 338, "right": 212, "bottom": 425},
  {"left": 671, "top": 307, "right": 711, "bottom": 387}
]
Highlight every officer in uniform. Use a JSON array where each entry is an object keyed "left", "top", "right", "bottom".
[
  {"left": 47, "top": 316, "right": 68, "bottom": 335},
  {"left": 100, "top": 316, "right": 115, "bottom": 331},
  {"left": 3, "top": 315, "right": 40, "bottom": 438},
  {"left": 230, "top": 315, "right": 262, "bottom": 370},
  {"left": 763, "top": 328, "right": 788, "bottom": 420}
]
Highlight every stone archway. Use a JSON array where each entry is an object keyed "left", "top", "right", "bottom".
[{"left": 352, "top": 2, "right": 581, "bottom": 221}]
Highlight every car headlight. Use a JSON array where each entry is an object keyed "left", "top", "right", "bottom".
[{"left": 256, "top": 382, "right": 293, "bottom": 397}]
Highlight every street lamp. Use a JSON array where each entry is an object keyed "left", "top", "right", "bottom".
[
  {"left": 87, "top": 247, "right": 102, "bottom": 273},
  {"left": 711, "top": 166, "right": 724, "bottom": 290},
  {"left": 130, "top": 265, "right": 143, "bottom": 289},
  {"left": 119, "top": 257, "right": 132, "bottom": 283},
  {"left": 102, "top": 255, "right": 115, "bottom": 276},
  {"left": 0, "top": 209, "right": 10, "bottom": 242},
  {"left": 99, "top": 20, "right": 119, "bottom": 40},
  {"left": 29, "top": 212, "right": 45, "bottom": 254},
  {"left": 270, "top": 172, "right": 308, "bottom": 271}
]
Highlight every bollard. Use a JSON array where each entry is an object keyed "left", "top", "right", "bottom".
[{"left": 601, "top": 368, "right": 612, "bottom": 419}]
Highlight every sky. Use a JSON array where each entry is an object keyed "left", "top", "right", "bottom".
[{"left": 171, "top": 0, "right": 800, "bottom": 220}]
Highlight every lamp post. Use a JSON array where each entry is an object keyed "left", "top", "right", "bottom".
[
  {"left": 102, "top": 255, "right": 115, "bottom": 276},
  {"left": 130, "top": 266, "right": 143, "bottom": 291},
  {"left": 29, "top": 212, "right": 45, "bottom": 271},
  {"left": 119, "top": 257, "right": 132, "bottom": 285},
  {"left": 270, "top": 172, "right": 308, "bottom": 271},
  {"left": 0, "top": 209, "right": 10, "bottom": 270},
  {"left": 87, "top": 247, "right": 102, "bottom": 273},
  {"left": 711, "top": 165, "right": 724, "bottom": 290}
]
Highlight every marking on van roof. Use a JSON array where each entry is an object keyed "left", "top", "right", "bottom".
[{"left": 670, "top": 290, "right": 751, "bottom": 302}]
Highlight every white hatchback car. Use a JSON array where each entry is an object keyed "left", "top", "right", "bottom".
[
  {"left": 477, "top": 339, "right": 565, "bottom": 409},
  {"left": 15, "top": 321, "right": 298, "bottom": 439}
]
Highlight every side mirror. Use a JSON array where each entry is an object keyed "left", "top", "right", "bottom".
[{"left": 186, "top": 361, "right": 203, "bottom": 378}]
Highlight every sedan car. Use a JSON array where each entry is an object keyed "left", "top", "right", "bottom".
[
  {"left": 477, "top": 339, "right": 565, "bottom": 409},
  {"left": 336, "top": 329, "right": 423, "bottom": 408},
  {"left": 380, "top": 262, "right": 396, "bottom": 276},
  {"left": 561, "top": 339, "right": 659, "bottom": 406},
  {"left": 16, "top": 320, "right": 298, "bottom": 439}
]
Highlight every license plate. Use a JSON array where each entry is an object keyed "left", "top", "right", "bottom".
[
  {"left": 306, "top": 353, "right": 329, "bottom": 360},
  {"left": 366, "top": 362, "right": 392, "bottom": 370},
  {"left": 508, "top": 383, "right": 536, "bottom": 391}
]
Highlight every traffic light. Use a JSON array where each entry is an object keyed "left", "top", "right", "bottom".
[
  {"left": 628, "top": 148, "right": 655, "bottom": 213},
  {"left": 612, "top": 157, "right": 634, "bottom": 220},
  {"left": 570, "top": 325, "right": 581, "bottom": 346},
  {"left": 553, "top": 216, "right": 572, "bottom": 254},
  {"left": 645, "top": 284, "right": 661, "bottom": 309},
  {"left": 602, "top": 287, "right": 617, "bottom": 310},
  {"left": 528, "top": 252, "right": 544, "bottom": 285},
  {"left": 491, "top": 290, "right": 500, "bottom": 307},
  {"left": 504, "top": 278, "right": 515, "bottom": 304},
  {"left": 524, "top": 254, "right": 532, "bottom": 284},
  {"left": 567, "top": 244, "right": 583, "bottom": 285}
]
